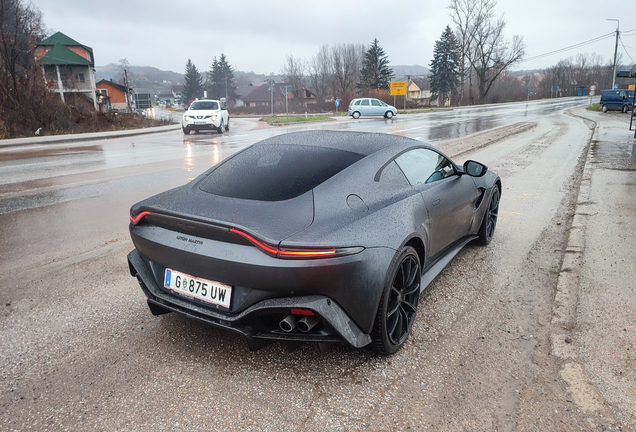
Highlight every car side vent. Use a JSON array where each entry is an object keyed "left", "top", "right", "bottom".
[{"left": 473, "top": 188, "right": 486, "bottom": 210}]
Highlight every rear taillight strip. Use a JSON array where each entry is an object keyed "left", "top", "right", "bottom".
[
  {"left": 229, "top": 228, "right": 336, "bottom": 259},
  {"left": 130, "top": 211, "right": 151, "bottom": 225}
]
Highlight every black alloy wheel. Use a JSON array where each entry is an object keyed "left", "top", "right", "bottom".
[
  {"left": 475, "top": 184, "right": 500, "bottom": 245},
  {"left": 372, "top": 246, "right": 421, "bottom": 355}
]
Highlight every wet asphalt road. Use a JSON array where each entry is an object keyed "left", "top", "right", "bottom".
[{"left": 1, "top": 98, "right": 631, "bottom": 431}]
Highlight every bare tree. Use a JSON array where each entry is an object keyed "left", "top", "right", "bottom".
[
  {"left": 0, "top": 0, "right": 71, "bottom": 138},
  {"left": 331, "top": 43, "right": 365, "bottom": 103},
  {"left": 448, "top": 0, "right": 495, "bottom": 105},
  {"left": 281, "top": 54, "right": 306, "bottom": 101},
  {"left": 449, "top": 0, "right": 524, "bottom": 105},
  {"left": 307, "top": 45, "right": 333, "bottom": 102},
  {"left": 470, "top": 17, "right": 525, "bottom": 104}
]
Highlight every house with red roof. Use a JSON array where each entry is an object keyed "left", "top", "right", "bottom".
[{"left": 35, "top": 32, "right": 98, "bottom": 109}]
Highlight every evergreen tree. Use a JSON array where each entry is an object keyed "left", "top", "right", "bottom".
[
  {"left": 357, "top": 39, "right": 393, "bottom": 91},
  {"left": 206, "top": 57, "right": 223, "bottom": 99},
  {"left": 182, "top": 59, "right": 203, "bottom": 104},
  {"left": 429, "top": 26, "right": 460, "bottom": 106},
  {"left": 207, "top": 54, "right": 238, "bottom": 101}
]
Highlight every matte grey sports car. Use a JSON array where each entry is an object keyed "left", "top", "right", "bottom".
[{"left": 128, "top": 131, "right": 500, "bottom": 354}]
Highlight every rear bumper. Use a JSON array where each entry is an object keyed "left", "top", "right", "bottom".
[{"left": 128, "top": 249, "right": 373, "bottom": 349}]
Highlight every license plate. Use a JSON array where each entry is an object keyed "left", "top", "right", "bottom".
[
  {"left": 163, "top": 268, "right": 232, "bottom": 308},
  {"left": 193, "top": 121, "right": 205, "bottom": 125}
]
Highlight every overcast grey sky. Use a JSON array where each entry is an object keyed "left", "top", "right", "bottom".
[{"left": 34, "top": 0, "right": 636, "bottom": 75}]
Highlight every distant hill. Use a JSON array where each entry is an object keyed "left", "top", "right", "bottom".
[
  {"left": 392, "top": 65, "right": 430, "bottom": 77},
  {"left": 95, "top": 64, "right": 185, "bottom": 92}
]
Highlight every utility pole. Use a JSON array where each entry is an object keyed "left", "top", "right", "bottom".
[{"left": 608, "top": 19, "right": 619, "bottom": 89}]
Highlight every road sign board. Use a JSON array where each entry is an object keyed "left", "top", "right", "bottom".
[
  {"left": 335, "top": 99, "right": 340, "bottom": 107},
  {"left": 390, "top": 88, "right": 407, "bottom": 95},
  {"left": 629, "top": 85, "right": 635, "bottom": 90},
  {"left": 590, "top": 85, "right": 596, "bottom": 91},
  {"left": 589, "top": 90, "right": 595, "bottom": 96},
  {"left": 390, "top": 81, "right": 407, "bottom": 89},
  {"left": 614, "top": 84, "right": 618, "bottom": 89}
]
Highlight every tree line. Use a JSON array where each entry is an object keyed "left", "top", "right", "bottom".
[
  {"left": 181, "top": 39, "right": 394, "bottom": 108},
  {"left": 0, "top": 0, "right": 626, "bottom": 138}
]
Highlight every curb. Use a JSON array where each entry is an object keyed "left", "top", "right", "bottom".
[
  {"left": 0, "top": 123, "right": 181, "bottom": 149},
  {"left": 550, "top": 111, "right": 596, "bottom": 360}
]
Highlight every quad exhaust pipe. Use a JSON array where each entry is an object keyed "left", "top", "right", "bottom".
[
  {"left": 279, "top": 314, "right": 321, "bottom": 333},
  {"left": 279, "top": 315, "right": 298, "bottom": 332},
  {"left": 296, "top": 315, "right": 320, "bottom": 332}
]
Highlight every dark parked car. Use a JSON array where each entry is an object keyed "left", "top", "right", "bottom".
[
  {"left": 128, "top": 131, "right": 500, "bottom": 354},
  {"left": 599, "top": 89, "right": 635, "bottom": 113}
]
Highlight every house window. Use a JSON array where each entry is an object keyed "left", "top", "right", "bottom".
[
  {"left": 76, "top": 73, "right": 86, "bottom": 83},
  {"left": 96, "top": 89, "right": 108, "bottom": 97}
]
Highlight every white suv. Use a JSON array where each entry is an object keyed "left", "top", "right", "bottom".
[{"left": 182, "top": 99, "right": 229, "bottom": 134}]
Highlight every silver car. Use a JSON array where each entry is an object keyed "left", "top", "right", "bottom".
[{"left": 348, "top": 98, "right": 398, "bottom": 119}]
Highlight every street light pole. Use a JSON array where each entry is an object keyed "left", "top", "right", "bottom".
[{"left": 608, "top": 19, "right": 619, "bottom": 89}]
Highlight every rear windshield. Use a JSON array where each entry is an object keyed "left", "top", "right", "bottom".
[
  {"left": 199, "top": 144, "right": 364, "bottom": 201},
  {"left": 190, "top": 101, "right": 218, "bottom": 110}
]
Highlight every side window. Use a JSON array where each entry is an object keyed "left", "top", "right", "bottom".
[
  {"left": 395, "top": 149, "right": 455, "bottom": 186},
  {"left": 354, "top": 100, "right": 361, "bottom": 106},
  {"left": 377, "top": 160, "right": 409, "bottom": 185},
  {"left": 371, "top": 99, "right": 381, "bottom": 106},
  {"left": 361, "top": 99, "right": 370, "bottom": 106}
]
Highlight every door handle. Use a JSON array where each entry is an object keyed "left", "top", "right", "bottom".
[{"left": 432, "top": 199, "right": 441, "bottom": 207}]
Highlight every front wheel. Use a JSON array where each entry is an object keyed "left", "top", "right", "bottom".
[
  {"left": 352, "top": 111, "right": 360, "bottom": 119},
  {"left": 475, "top": 184, "right": 500, "bottom": 245},
  {"left": 385, "top": 111, "right": 394, "bottom": 119},
  {"left": 372, "top": 246, "right": 421, "bottom": 355},
  {"left": 602, "top": 104, "right": 608, "bottom": 113},
  {"left": 217, "top": 120, "right": 225, "bottom": 134},
  {"left": 182, "top": 126, "right": 191, "bottom": 134}
]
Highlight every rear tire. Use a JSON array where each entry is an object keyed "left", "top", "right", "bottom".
[
  {"left": 352, "top": 111, "right": 360, "bottom": 119},
  {"left": 622, "top": 105, "right": 628, "bottom": 113},
  {"left": 225, "top": 118, "right": 230, "bottom": 131},
  {"left": 475, "top": 184, "right": 500, "bottom": 245},
  {"left": 372, "top": 246, "right": 421, "bottom": 355},
  {"left": 602, "top": 104, "right": 608, "bottom": 113}
]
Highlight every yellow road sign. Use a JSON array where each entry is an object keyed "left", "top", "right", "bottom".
[
  {"left": 390, "top": 88, "right": 407, "bottom": 95},
  {"left": 629, "top": 84, "right": 635, "bottom": 90},
  {"left": 390, "top": 81, "right": 407, "bottom": 89}
]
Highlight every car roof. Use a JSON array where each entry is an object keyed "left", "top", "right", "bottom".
[{"left": 252, "top": 131, "right": 423, "bottom": 156}]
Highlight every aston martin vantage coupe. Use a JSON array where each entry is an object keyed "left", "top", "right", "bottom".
[{"left": 128, "top": 131, "right": 500, "bottom": 354}]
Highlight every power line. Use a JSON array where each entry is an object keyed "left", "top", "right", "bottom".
[
  {"left": 619, "top": 35, "right": 635, "bottom": 63},
  {"left": 522, "top": 32, "right": 616, "bottom": 63}
]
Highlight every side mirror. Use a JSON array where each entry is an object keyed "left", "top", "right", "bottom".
[{"left": 463, "top": 160, "right": 488, "bottom": 177}]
